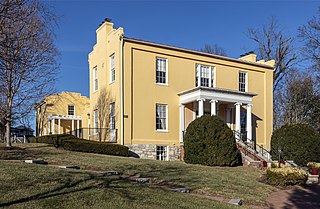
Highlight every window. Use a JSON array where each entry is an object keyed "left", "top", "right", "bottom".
[
  {"left": 156, "top": 104, "right": 167, "bottom": 131},
  {"left": 93, "top": 66, "right": 98, "bottom": 92},
  {"left": 110, "top": 103, "right": 115, "bottom": 130},
  {"left": 156, "top": 57, "right": 167, "bottom": 84},
  {"left": 239, "top": 72, "right": 247, "bottom": 92},
  {"left": 240, "top": 111, "right": 247, "bottom": 136},
  {"left": 93, "top": 109, "right": 98, "bottom": 134},
  {"left": 156, "top": 145, "right": 167, "bottom": 160},
  {"left": 196, "top": 64, "right": 215, "bottom": 87},
  {"left": 110, "top": 54, "right": 115, "bottom": 83},
  {"left": 68, "top": 105, "right": 75, "bottom": 116}
]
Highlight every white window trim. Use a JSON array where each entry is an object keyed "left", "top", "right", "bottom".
[
  {"left": 93, "top": 109, "right": 98, "bottom": 135},
  {"left": 239, "top": 71, "right": 248, "bottom": 92},
  {"left": 109, "top": 53, "right": 115, "bottom": 84},
  {"left": 156, "top": 104, "right": 168, "bottom": 132},
  {"left": 156, "top": 145, "right": 168, "bottom": 161},
  {"left": 196, "top": 64, "right": 215, "bottom": 88},
  {"left": 156, "top": 57, "right": 168, "bottom": 86},
  {"left": 93, "top": 66, "right": 98, "bottom": 93},
  {"left": 212, "top": 66, "right": 216, "bottom": 88},
  {"left": 68, "top": 105, "right": 75, "bottom": 116},
  {"left": 109, "top": 102, "right": 115, "bottom": 130}
]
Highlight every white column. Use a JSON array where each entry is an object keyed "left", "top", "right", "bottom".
[
  {"left": 71, "top": 119, "right": 74, "bottom": 135},
  {"left": 235, "top": 103, "right": 242, "bottom": 140},
  {"left": 77, "top": 119, "right": 80, "bottom": 137},
  {"left": 58, "top": 119, "right": 61, "bottom": 134},
  {"left": 246, "top": 104, "right": 253, "bottom": 142},
  {"left": 51, "top": 119, "right": 55, "bottom": 134},
  {"left": 226, "top": 108, "right": 231, "bottom": 128},
  {"left": 210, "top": 100, "right": 217, "bottom": 116},
  {"left": 179, "top": 104, "right": 185, "bottom": 143},
  {"left": 197, "top": 98, "right": 205, "bottom": 117}
]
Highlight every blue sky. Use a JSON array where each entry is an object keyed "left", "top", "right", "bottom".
[{"left": 47, "top": 0, "right": 319, "bottom": 97}]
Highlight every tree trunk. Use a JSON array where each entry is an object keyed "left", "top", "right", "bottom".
[{"left": 6, "top": 120, "right": 11, "bottom": 147}]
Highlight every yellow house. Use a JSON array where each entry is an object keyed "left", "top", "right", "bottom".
[
  {"left": 36, "top": 92, "right": 90, "bottom": 138},
  {"left": 88, "top": 19, "right": 274, "bottom": 161}
]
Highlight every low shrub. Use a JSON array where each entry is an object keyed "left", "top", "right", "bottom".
[
  {"left": 28, "top": 134, "right": 78, "bottom": 147},
  {"left": 266, "top": 167, "right": 307, "bottom": 186},
  {"left": 61, "top": 140, "right": 129, "bottom": 157}
]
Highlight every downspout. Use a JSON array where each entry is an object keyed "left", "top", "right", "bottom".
[{"left": 120, "top": 34, "right": 124, "bottom": 145}]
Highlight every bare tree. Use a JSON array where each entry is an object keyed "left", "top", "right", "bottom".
[
  {"left": 200, "top": 44, "right": 227, "bottom": 56},
  {"left": 275, "top": 70, "right": 320, "bottom": 131},
  {"left": 299, "top": 9, "right": 320, "bottom": 72},
  {"left": 95, "top": 88, "right": 113, "bottom": 142},
  {"left": 247, "top": 18, "right": 297, "bottom": 91},
  {"left": 0, "top": 0, "right": 59, "bottom": 146}
]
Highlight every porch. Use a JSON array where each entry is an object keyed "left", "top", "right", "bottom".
[{"left": 178, "top": 87, "right": 256, "bottom": 145}]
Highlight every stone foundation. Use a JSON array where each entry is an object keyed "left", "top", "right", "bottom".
[{"left": 126, "top": 144, "right": 181, "bottom": 161}]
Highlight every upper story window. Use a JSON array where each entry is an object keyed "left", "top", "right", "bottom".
[
  {"left": 109, "top": 102, "right": 115, "bottom": 130},
  {"left": 156, "top": 104, "right": 167, "bottom": 131},
  {"left": 156, "top": 57, "right": 168, "bottom": 84},
  {"left": 110, "top": 54, "right": 115, "bottom": 83},
  {"left": 93, "top": 66, "right": 98, "bottom": 92},
  {"left": 68, "top": 105, "right": 75, "bottom": 116},
  {"left": 239, "top": 72, "right": 247, "bottom": 92},
  {"left": 196, "top": 64, "right": 215, "bottom": 87}
]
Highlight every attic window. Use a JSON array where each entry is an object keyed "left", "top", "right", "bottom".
[{"left": 68, "top": 105, "right": 75, "bottom": 116}]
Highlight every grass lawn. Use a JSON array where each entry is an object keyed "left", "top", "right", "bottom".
[{"left": 0, "top": 143, "right": 274, "bottom": 208}]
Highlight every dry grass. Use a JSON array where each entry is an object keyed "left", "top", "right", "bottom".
[{"left": 0, "top": 143, "right": 274, "bottom": 208}]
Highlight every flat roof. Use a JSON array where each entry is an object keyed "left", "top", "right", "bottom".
[
  {"left": 124, "top": 37, "right": 274, "bottom": 70},
  {"left": 178, "top": 86, "right": 257, "bottom": 97}
]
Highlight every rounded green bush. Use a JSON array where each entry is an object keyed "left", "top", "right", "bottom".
[
  {"left": 271, "top": 124, "right": 320, "bottom": 166},
  {"left": 184, "top": 115, "right": 239, "bottom": 166}
]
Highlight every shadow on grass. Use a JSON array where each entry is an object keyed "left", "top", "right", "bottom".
[{"left": 0, "top": 172, "right": 139, "bottom": 207}]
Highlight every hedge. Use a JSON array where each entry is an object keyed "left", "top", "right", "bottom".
[
  {"left": 184, "top": 115, "right": 240, "bottom": 166},
  {"left": 61, "top": 140, "right": 129, "bottom": 157},
  {"left": 28, "top": 134, "right": 78, "bottom": 147},
  {"left": 271, "top": 124, "right": 320, "bottom": 166},
  {"left": 266, "top": 167, "right": 307, "bottom": 186}
]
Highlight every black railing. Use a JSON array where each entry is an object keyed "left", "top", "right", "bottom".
[{"left": 66, "top": 128, "right": 117, "bottom": 143}]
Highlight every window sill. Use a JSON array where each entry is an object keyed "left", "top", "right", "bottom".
[
  {"left": 156, "top": 129, "right": 168, "bottom": 133},
  {"left": 156, "top": 83, "right": 168, "bottom": 86},
  {"left": 109, "top": 81, "right": 115, "bottom": 85}
]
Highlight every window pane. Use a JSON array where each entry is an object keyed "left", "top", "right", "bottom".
[
  {"left": 156, "top": 146, "right": 167, "bottom": 160},
  {"left": 68, "top": 105, "right": 75, "bottom": 116},
  {"left": 156, "top": 58, "right": 167, "bottom": 84},
  {"left": 156, "top": 104, "right": 167, "bottom": 130},
  {"left": 110, "top": 103, "right": 115, "bottom": 130},
  {"left": 239, "top": 72, "right": 246, "bottom": 92}
]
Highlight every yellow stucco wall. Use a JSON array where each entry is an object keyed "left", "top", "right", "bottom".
[
  {"left": 89, "top": 22, "right": 274, "bottom": 149},
  {"left": 88, "top": 22, "right": 123, "bottom": 142},
  {"left": 36, "top": 92, "right": 90, "bottom": 136}
]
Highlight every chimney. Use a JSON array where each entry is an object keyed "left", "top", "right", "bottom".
[{"left": 239, "top": 51, "right": 257, "bottom": 62}]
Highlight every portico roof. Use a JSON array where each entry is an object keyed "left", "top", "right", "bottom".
[{"left": 178, "top": 87, "right": 257, "bottom": 104}]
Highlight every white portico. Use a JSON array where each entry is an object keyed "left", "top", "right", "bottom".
[
  {"left": 47, "top": 114, "right": 82, "bottom": 136},
  {"left": 178, "top": 87, "right": 256, "bottom": 143}
]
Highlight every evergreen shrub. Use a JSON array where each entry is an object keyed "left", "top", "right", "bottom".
[
  {"left": 184, "top": 115, "right": 239, "bottom": 166},
  {"left": 271, "top": 124, "right": 320, "bottom": 166}
]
